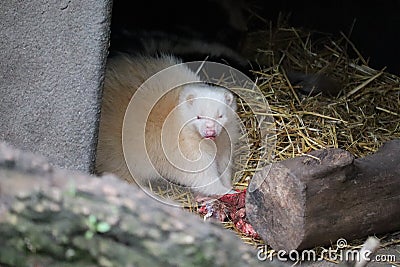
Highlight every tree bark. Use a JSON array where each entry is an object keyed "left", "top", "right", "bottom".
[
  {"left": 0, "top": 142, "right": 288, "bottom": 267},
  {"left": 246, "top": 139, "right": 400, "bottom": 251}
]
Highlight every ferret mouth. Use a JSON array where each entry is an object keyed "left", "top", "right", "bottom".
[{"left": 204, "top": 135, "right": 216, "bottom": 140}]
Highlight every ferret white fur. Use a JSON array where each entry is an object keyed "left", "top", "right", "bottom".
[{"left": 96, "top": 54, "right": 240, "bottom": 196}]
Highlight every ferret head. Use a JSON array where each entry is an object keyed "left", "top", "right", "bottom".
[{"left": 179, "top": 84, "right": 237, "bottom": 140}]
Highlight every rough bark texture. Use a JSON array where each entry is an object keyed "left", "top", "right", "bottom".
[
  {"left": 0, "top": 142, "right": 288, "bottom": 267},
  {"left": 246, "top": 139, "right": 400, "bottom": 251}
]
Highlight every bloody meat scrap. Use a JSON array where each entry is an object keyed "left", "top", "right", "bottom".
[{"left": 198, "top": 189, "right": 259, "bottom": 239}]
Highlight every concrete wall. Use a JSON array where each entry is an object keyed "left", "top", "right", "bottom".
[{"left": 0, "top": 0, "right": 112, "bottom": 172}]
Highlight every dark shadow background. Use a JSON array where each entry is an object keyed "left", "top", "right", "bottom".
[
  {"left": 259, "top": 0, "right": 400, "bottom": 75},
  {"left": 110, "top": 0, "right": 400, "bottom": 75}
]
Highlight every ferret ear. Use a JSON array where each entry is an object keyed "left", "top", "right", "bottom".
[
  {"left": 224, "top": 91, "right": 234, "bottom": 106},
  {"left": 185, "top": 93, "right": 195, "bottom": 105},
  {"left": 180, "top": 88, "right": 196, "bottom": 105}
]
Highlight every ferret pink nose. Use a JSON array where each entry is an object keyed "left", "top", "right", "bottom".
[{"left": 205, "top": 129, "right": 216, "bottom": 137}]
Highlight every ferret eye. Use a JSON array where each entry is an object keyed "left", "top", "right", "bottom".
[
  {"left": 197, "top": 116, "right": 201, "bottom": 119},
  {"left": 218, "top": 115, "right": 223, "bottom": 118}
]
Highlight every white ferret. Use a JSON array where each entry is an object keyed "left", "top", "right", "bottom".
[{"left": 96, "top": 54, "right": 240, "bottom": 196}]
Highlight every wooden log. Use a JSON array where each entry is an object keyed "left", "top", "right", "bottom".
[
  {"left": 0, "top": 142, "right": 289, "bottom": 267},
  {"left": 246, "top": 139, "right": 400, "bottom": 251}
]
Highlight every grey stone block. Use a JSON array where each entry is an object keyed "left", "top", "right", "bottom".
[{"left": 0, "top": 0, "right": 112, "bottom": 172}]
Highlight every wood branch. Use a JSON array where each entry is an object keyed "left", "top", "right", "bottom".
[
  {"left": 0, "top": 142, "right": 288, "bottom": 267},
  {"left": 246, "top": 139, "right": 400, "bottom": 251}
]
